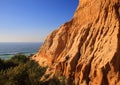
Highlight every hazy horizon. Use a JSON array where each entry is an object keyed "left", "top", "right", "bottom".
[{"left": 0, "top": 0, "right": 78, "bottom": 42}]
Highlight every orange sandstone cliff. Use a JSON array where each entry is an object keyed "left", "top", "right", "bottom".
[{"left": 33, "top": 0, "right": 120, "bottom": 85}]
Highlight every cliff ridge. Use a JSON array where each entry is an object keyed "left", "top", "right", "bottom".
[{"left": 33, "top": 0, "right": 120, "bottom": 84}]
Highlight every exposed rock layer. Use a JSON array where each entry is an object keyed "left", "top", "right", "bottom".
[{"left": 33, "top": 0, "right": 120, "bottom": 85}]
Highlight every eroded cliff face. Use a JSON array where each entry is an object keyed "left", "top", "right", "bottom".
[{"left": 32, "top": 0, "right": 120, "bottom": 85}]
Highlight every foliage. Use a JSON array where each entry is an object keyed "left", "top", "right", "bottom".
[
  {"left": 0, "top": 53, "right": 69, "bottom": 85},
  {"left": 11, "top": 53, "right": 29, "bottom": 64},
  {"left": 0, "top": 58, "right": 17, "bottom": 70},
  {"left": 0, "top": 54, "right": 47, "bottom": 85}
]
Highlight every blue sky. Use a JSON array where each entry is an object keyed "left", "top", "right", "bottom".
[{"left": 0, "top": 0, "right": 78, "bottom": 42}]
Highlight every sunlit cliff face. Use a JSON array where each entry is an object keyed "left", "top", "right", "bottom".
[{"left": 33, "top": 0, "right": 120, "bottom": 84}]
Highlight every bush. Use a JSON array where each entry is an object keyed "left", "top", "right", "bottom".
[
  {"left": 0, "top": 54, "right": 69, "bottom": 85},
  {"left": 0, "top": 59, "right": 17, "bottom": 70},
  {"left": 0, "top": 54, "right": 47, "bottom": 85},
  {"left": 11, "top": 53, "right": 29, "bottom": 64}
]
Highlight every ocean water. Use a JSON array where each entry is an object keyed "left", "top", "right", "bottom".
[{"left": 0, "top": 42, "right": 42, "bottom": 60}]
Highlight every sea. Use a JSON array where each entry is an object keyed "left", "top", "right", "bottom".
[{"left": 0, "top": 42, "right": 42, "bottom": 60}]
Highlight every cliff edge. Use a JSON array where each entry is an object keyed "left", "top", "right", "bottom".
[{"left": 32, "top": 0, "right": 120, "bottom": 84}]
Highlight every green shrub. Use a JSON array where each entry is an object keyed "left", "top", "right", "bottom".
[
  {"left": 11, "top": 53, "right": 28, "bottom": 64},
  {"left": 0, "top": 59, "right": 17, "bottom": 70},
  {"left": 0, "top": 54, "right": 47, "bottom": 85},
  {"left": 0, "top": 54, "right": 70, "bottom": 85}
]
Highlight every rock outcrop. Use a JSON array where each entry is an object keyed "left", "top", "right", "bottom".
[{"left": 33, "top": 0, "right": 120, "bottom": 85}]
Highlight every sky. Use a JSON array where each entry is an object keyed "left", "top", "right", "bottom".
[{"left": 0, "top": 0, "right": 78, "bottom": 42}]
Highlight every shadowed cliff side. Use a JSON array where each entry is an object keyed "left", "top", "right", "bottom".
[{"left": 32, "top": 0, "right": 120, "bottom": 85}]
